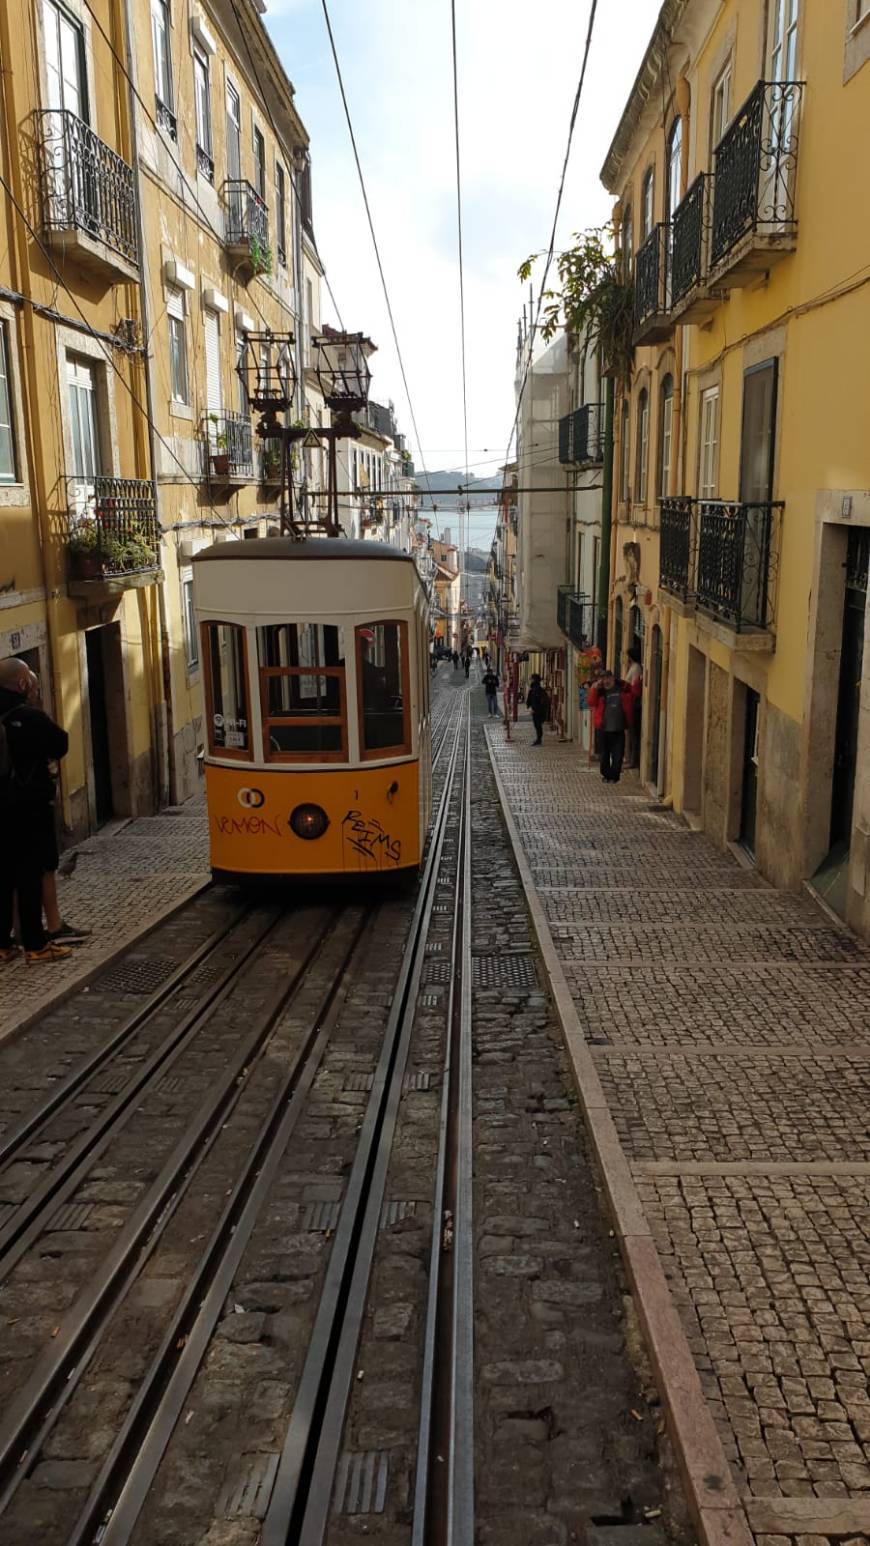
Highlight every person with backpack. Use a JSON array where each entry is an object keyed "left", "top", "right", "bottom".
[
  {"left": 525, "top": 674, "right": 550, "bottom": 746},
  {"left": 0, "top": 657, "right": 73, "bottom": 963},
  {"left": 481, "top": 666, "right": 500, "bottom": 716},
  {"left": 587, "top": 668, "right": 634, "bottom": 783}
]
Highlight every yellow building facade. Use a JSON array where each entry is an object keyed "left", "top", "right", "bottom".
[
  {"left": 603, "top": 0, "right": 870, "bottom": 933},
  {"left": 0, "top": 0, "right": 322, "bottom": 836}
]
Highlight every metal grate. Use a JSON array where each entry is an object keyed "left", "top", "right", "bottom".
[
  {"left": 343, "top": 1073, "right": 374, "bottom": 1093},
  {"left": 217, "top": 1453, "right": 279, "bottom": 1519},
  {"left": 419, "top": 993, "right": 440, "bottom": 1008},
  {"left": 99, "top": 958, "right": 178, "bottom": 996},
  {"left": 472, "top": 955, "right": 538, "bottom": 990},
  {"left": 88, "top": 1067, "right": 132, "bottom": 1095},
  {"left": 48, "top": 1201, "right": 94, "bottom": 1231},
  {"left": 333, "top": 1450, "right": 388, "bottom": 1515},
  {"left": 403, "top": 1072, "right": 432, "bottom": 1093},
  {"left": 302, "top": 1200, "right": 342, "bottom": 1232},
  {"left": 422, "top": 961, "right": 451, "bottom": 985},
  {"left": 381, "top": 1200, "right": 417, "bottom": 1228}
]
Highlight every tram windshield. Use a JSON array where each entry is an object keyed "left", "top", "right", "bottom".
[
  {"left": 356, "top": 621, "right": 410, "bottom": 756},
  {"left": 257, "top": 622, "right": 347, "bottom": 760},
  {"left": 203, "top": 622, "right": 250, "bottom": 756}
]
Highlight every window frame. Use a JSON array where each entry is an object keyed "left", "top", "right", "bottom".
[
  {"left": 275, "top": 160, "right": 287, "bottom": 266},
  {"left": 193, "top": 46, "right": 212, "bottom": 161},
  {"left": 252, "top": 124, "right": 266, "bottom": 201},
  {"left": 150, "top": 0, "right": 173, "bottom": 115},
  {"left": 698, "top": 385, "right": 720, "bottom": 501},
  {"left": 711, "top": 59, "right": 733, "bottom": 149},
  {"left": 667, "top": 117, "right": 683, "bottom": 222},
  {"left": 166, "top": 285, "right": 189, "bottom": 406},
  {"left": 620, "top": 398, "right": 630, "bottom": 503},
  {"left": 621, "top": 205, "right": 633, "bottom": 277},
  {"left": 635, "top": 388, "right": 650, "bottom": 506},
  {"left": 641, "top": 168, "right": 655, "bottom": 243},
  {"left": 259, "top": 664, "right": 348, "bottom": 764},
  {"left": 355, "top": 619, "right": 412, "bottom": 762},
  {"left": 181, "top": 568, "right": 198, "bottom": 670},
  {"left": 0, "top": 320, "right": 19, "bottom": 485},
  {"left": 658, "top": 374, "right": 674, "bottom": 501},
  {"left": 202, "top": 620, "right": 252, "bottom": 761}
]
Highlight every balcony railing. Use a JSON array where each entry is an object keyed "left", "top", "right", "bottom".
[
  {"left": 67, "top": 478, "right": 159, "bottom": 580},
  {"left": 697, "top": 499, "right": 782, "bottom": 631},
  {"left": 558, "top": 404, "right": 605, "bottom": 466},
  {"left": 557, "top": 586, "right": 595, "bottom": 649},
  {"left": 224, "top": 180, "right": 270, "bottom": 268},
  {"left": 38, "top": 109, "right": 138, "bottom": 267},
  {"left": 634, "top": 223, "right": 671, "bottom": 342},
  {"left": 659, "top": 495, "right": 697, "bottom": 602},
  {"left": 671, "top": 174, "right": 708, "bottom": 308},
  {"left": 710, "top": 79, "right": 803, "bottom": 270},
  {"left": 204, "top": 413, "right": 254, "bottom": 482}
]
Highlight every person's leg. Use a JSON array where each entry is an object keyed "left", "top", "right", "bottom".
[
  {"left": 533, "top": 714, "right": 543, "bottom": 744},
  {"left": 43, "top": 870, "right": 62, "bottom": 933},
  {"left": 0, "top": 841, "right": 15, "bottom": 952},
  {"left": 15, "top": 849, "right": 47, "bottom": 952},
  {"left": 600, "top": 735, "right": 612, "bottom": 780},
  {"left": 611, "top": 732, "right": 625, "bottom": 783}
]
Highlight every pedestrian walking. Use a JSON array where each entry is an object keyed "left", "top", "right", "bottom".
[
  {"left": 625, "top": 646, "right": 643, "bottom": 769},
  {"left": 24, "top": 671, "right": 90, "bottom": 947},
  {"left": 0, "top": 657, "right": 73, "bottom": 963},
  {"left": 587, "top": 669, "right": 633, "bottom": 784},
  {"left": 452, "top": 650, "right": 459, "bottom": 671},
  {"left": 482, "top": 667, "right": 500, "bottom": 716},
  {"left": 525, "top": 674, "right": 550, "bottom": 746},
  {"left": 463, "top": 650, "right": 471, "bottom": 679}
]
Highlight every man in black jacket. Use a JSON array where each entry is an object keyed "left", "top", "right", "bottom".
[{"left": 0, "top": 658, "right": 72, "bottom": 963}]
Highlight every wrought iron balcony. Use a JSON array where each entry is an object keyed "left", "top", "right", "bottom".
[
  {"left": 697, "top": 499, "right": 783, "bottom": 632},
  {"left": 155, "top": 97, "right": 177, "bottom": 141},
  {"left": 634, "top": 223, "right": 672, "bottom": 345},
  {"left": 659, "top": 495, "right": 697, "bottom": 602},
  {"left": 558, "top": 404, "right": 605, "bottom": 466},
  {"left": 669, "top": 174, "right": 719, "bottom": 325},
  {"left": 710, "top": 79, "right": 803, "bottom": 283},
  {"left": 557, "top": 586, "right": 595, "bottom": 649},
  {"left": 203, "top": 413, "right": 255, "bottom": 484},
  {"left": 223, "top": 180, "right": 270, "bottom": 274},
  {"left": 66, "top": 478, "right": 159, "bottom": 584},
  {"left": 38, "top": 110, "right": 138, "bottom": 279}
]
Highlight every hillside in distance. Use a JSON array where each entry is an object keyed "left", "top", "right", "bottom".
[{"left": 414, "top": 468, "right": 500, "bottom": 514}]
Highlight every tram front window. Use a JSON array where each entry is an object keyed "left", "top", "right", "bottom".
[
  {"left": 203, "top": 622, "right": 250, "bottom": 756},
  {"left": 357, "top": 621, "right": 410, "bottom": 756},
  {"left": 257, "top": 622, "right": 347, "bottom": 760}
]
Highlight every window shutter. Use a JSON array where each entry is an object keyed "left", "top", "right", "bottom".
[
  {"left": 166, "top": 284, "right": 184, "bottom": 322},
  {"left": 204, "top": 308, "right": 222, "bottom": 417}
]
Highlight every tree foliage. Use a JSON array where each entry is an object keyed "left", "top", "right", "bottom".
[{"left": 518, "top": 226, "right": 634, "bottom": 383}]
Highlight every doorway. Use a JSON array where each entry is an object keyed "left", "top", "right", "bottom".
[
  {"left": 684, "top": 645, "right": 705, "bottom": 817},
  {"left": 740, "top": 688, "right": 761, "bottom": 855},
  {"left": 649, "top": 624, "right": 663, "bottom": 788},
  {"left": 85, "top": 624, "right": 127, "bottom": 826}
]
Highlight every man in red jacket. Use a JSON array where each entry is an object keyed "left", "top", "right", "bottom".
[{"left": 587, "top": 669, "right": 633, "bottom": 784}]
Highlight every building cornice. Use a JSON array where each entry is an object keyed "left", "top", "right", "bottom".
[{"left": 600, "top": 0, "right": 691, "bottom": 193}]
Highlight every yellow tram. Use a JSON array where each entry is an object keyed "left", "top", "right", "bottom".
[{"left": 192, "top": 537, "right": 431, "bottom": 883}]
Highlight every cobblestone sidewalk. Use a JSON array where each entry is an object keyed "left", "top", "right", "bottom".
[
  {"left": 0, "top": 796, "right": 210, "bottom": 1042},
  {"left": 488, "top": 716, "right": 870, "bottom": 1546}
]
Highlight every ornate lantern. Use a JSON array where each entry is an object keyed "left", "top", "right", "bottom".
[
  {"left": 312, "top": 329, "right": 375, "bottom": 411},
  {"left": 236, "top": 329, "right": 296, "bottom": 416}
]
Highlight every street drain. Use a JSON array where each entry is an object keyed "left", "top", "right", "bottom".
[
  {"left": 381, "top": 1200, "right": 417, "bottom": 1228},
  {"left": 403, "top": 1071, "right": 432, "bottom": 1092},
  {"left": 217, "top": 1452, "right": 279, "bottom": 1518},
  {"left": 472, "top": 955, "right": 538, "bottom": 990},
  {"left": 88, "top": 1068, "right": 131, "bottom": 1095},
  {"left": 302, "top": 1199, "right": 342, "bottom": 1231},
  {"left": 422, "top": 961, "right": 451, "bottom": 985},
  {"left": 333, "top": 1450, "right": 388, "bottom": 1514},
  {"left": 48, "top": 1202, "right": 94, "bottom": 1231},
  {"left": 99, "top": 958, "right": 178, "bottom": 996},
  {"left": 344, "top": 1073, "right": 374, "bottom": 1093}
]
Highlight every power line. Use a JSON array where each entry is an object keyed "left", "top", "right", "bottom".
[
  {"left": 319, "top": 0, "right": 440, "bottom": 545},
  {"left": 449, "top": 0, "right": 471, "bottom": 607},
  {"left": 505, "top": 0, "right": 600, "bottom": 465}
]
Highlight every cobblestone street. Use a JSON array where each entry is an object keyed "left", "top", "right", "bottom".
[{"left": 488, "top": 710, "right": 870, "bottom": 1546}]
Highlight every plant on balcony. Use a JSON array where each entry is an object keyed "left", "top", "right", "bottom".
[
  {"left": 67, "top": 520, "right": 157, "bottom": 578},
  {"left": 207, "top": 414, "right": 230, "bottom": 475},
  {"left": 518, "top": 225, "right": 635, "bottom": 382},
  {"left": 249, "top": 235, "right": 272, "bottom": 277}
]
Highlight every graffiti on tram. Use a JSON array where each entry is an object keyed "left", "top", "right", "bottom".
[{"left": 341, "top": 809, "right": 402, "bottom": 868}]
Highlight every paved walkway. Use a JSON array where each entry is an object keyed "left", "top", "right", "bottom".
[
  {"left": 0, "top": 796, "right": 209, "bottom": 1042},
  {"left": 488, "top": 715, "right": 870, "bottom": 1546}
]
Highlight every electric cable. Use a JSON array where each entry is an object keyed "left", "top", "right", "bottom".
[{"left": 449, "top": 0, "right": 471, "bottom": 617}]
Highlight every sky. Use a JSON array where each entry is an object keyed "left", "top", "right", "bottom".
[{"left": 264, "top": 0, "right": 662, "bottom": 550}]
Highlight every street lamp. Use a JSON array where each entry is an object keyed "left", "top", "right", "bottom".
[
  {"left": 312, "top": 329, "right": 375, "bottom": 421},
  {"left": 236, "top": 329, "right": 296, "bottom": 423}
]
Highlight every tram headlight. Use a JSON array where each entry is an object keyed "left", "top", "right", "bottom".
[{"left": 289, "top": 803, "right": 330, "bottom": 840}]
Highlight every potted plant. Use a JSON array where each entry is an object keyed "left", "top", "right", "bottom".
[
  {"left": 67, "top": 520, "right": 104, "bottom": 579},
  {"left": 208, "top": 415, "right": 230, "bottom": 476},
  {"left": 249, "top": 234, "right": 273, "bottom": 278},
  {"left": 262, "top": 443, "right": 282, "bottom": 482}
]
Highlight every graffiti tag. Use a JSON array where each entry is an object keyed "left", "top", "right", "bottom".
[
  {"left": 341, "top": 809, "right": 401, "bottom": 868},
  {"left": 215, "top": 813, "right": 283, "bottom": 838}
]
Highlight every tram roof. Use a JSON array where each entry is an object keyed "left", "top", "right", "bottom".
[{"left": 194, "top": 537, "right": 417, "bottom": 566}]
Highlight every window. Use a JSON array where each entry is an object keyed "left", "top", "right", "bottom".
[
  {"left": 43, "top": 0, "right": 86, "bottom": 118},
  {"left": 167, "top": 286, "right": 188, "bottom": 405},
  {"left": 204, "top": 622, "right": 250, "bottom": 756},
  {"left": 771, "top": 0, "right": 799, "bottom": 82},
  {"left": 150, "top": 0, "right": 174, "bottom": 132},
  {"left": 641, "top": 169, "right": 654, "bottom": 242},
  {"left": 699, "top": 387, "right": 720, "bottom": 500},
  {"left": 275, "top": 162, "right": 287, "bottom": 266},
  {"left": 258, "top": 622, "right": 346, "bottom": 760},
  {"left": 711, "top": 60, "right": 732, "bottom": 147},
  {"left": 236, "top": 331, "right": 247, "bottom": 417},
  {"left": 357, "top": 621, "right": 410, "bottom": 757},
  {"left": 226, "top": 83, "right": 241, "bottom": 180},
  {"left": 253, "top": 125, "right": 266, "bottom": 200},
  {"left": 667, "top": 118, "right": 683, "bottom": 221},
  {"left": 0, "top": 323, "right": 18, "bottom": 483},
  {"left": 181, "top": 571, "right": 198, "bottom": 668},
  {"left": 620, "top": 399, "right": 630, "bottom": 502},
  {"left": 67, "top": 353, "right": 100, "bottom": 507},
  {"left": 635, "top": 389, "right": 650, "bottom": 505},
  {"left": 621, "top": 206, "right": 633, "bottom": 277},
  {"left": 658, "top": 375, "right": 674, "bottom": 500},
  {"left": 193, "top": 48, "right": 213, "bottom": 180}
]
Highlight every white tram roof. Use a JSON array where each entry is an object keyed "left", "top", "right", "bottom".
[{"left": 193, "top": 536, "right": 426, "bottom": 618}]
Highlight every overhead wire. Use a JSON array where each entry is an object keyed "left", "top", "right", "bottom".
[{"left": 449, "top": 0, "right": 471, "bottom": 613}]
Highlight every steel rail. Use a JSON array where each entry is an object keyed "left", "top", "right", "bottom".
[
  {"left": 0, "top": 898, "right": 247, "bottom": 1173},
  {"left": 65, "top": 906, "right": 375, "bottom": 1546},
  {"left": 260, "top": 699, "right": 468, "bottom": 1546},
  {"left": 0, "top": 908, "right": 282, "bottom": 1284},
  {"left": 0, "top": 905, "right": 342, "bottom": 1499},
  {"left": 412, "top": 694, "right": 474, "bottom": 1546}
]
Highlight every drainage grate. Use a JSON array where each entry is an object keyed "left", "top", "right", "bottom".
[
  {"left": 422, "top": 962, "right": 451, "bottom": 986},
  {"left": 343, "top": 1073, "right": 374, "bottom": 1093},
  {"left": 48, "top": 1201, "right": 95, "bottom": 1231},
  {"left": 99, "top": 958, "right": 178, "bottom": 996},
  {"left": 419, "top": 993, "right": 441, "bottom": 1008},
  {"left": 403, "top": 1071, "right": 432, "bottom": 1093},
  {"left": 88, "top": 1068, "right": 131, "bottom": 1096},
  {"left": 472, "top": 955, "right": 538, "bottom": 990},
  {"left": 302, "top": 1199, "right": 342, "bottom": 1232},
  {"left": 334, "top": 1450, "right": 388, "bottom": 1515},
  {"left": 426, "top": 942, "right": 443, "bottom": 954},
  {"left": 433, "top": 904, "right": 450, "bottom": 914},
  {"left": 217, "top": 1452, "right": 279, "bottom": 1519},
  {"left": 156, "top": 1076, "right": 185, "bottom": 1095},
  {"left": 381, "top": 1200, "right": 417, "bottom": 1228}
]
